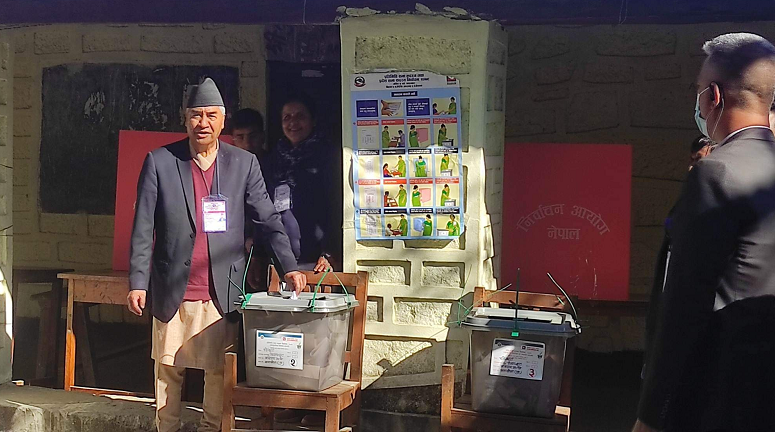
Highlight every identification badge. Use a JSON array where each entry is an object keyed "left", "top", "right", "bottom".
[
  {"left": 202, "top": 195, "right": 227, "bottom": 233},
  {"left": 274, "top": 184, "right": 292, "bottom": 212}
]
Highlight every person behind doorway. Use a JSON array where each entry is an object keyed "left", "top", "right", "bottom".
[
  {"left": 440, "top": 184, "right": 451, "bottom": 206},
  {"left": 446, "top": 214, "right": 460, "bottom": 236},
  {"left": 399, "top": 214, "right": 408, "bottom": 236},
  {"left": 448, "top": 96, "right": 457, "bottom": 114},
  {"left": 412, "top": 185, "right": 422, "bottom": 207},
  {"left": 440, "top": 153, "right": 450, "bottom": 173},
  {"left": 267, "top": 93, "right": 341, "bottom": 427},
  {"left": 396, "top": 155, "right": 406, "bottom": 177},
  {"left": 438, "top": 123, "right": 447, "bottom": 146},
  {"left": 409, "top": 125, "right": 420, "bottom": 147},
  {"left": 127, "top": 78, "right": 305, "bottom": 432},
  {"left": 634, "top": 33, "right": 775, "bottom": 432},
  {"left": 422, "top": 214, "right": 433, "bottom": 236},
  {"left": 230, "top": 108, "right": 265, "bottom": 161},
  {"left": 397, "top": 184, "right": 407, "bottom": 207},
  {"left": 381, "top": 125, "right": 390, "bottom": 148},
  {"left": 415, "top": 155, "right": 428, "bottom": 177}
]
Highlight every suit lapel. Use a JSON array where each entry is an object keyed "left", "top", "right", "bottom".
[
  {"left": 215, "top": 140, "right": 230, "bottom": 196},
  {"left": 175, "top": 142, "right": 196, "bottom": 229}
]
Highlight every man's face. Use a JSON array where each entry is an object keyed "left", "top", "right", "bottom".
[
  {"left": 232, "top": 126, "right": 263, "bottom": 153},
  {"left": 282, "top": 102, "right": 314, "bottom": 146},
  {"left": 186, "top": 106, "right": 224, "bottom": 148}
]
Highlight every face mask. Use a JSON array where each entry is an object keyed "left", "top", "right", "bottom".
[{"left": 695, "top": 87, "right": 710, "bottom": 137}]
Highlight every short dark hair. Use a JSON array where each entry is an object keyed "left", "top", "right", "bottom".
[
  {"left": 691, "top": 136, "right": 715, "bottom": 154},
  {"left": 231, "top": 108, "right": 264, "bottom": 132},
  {"left": 702, "top": 33, "right": 775, "bottom": 107},
  {"left": 283, "top": 93, "right": 317, "bottom": 120}
]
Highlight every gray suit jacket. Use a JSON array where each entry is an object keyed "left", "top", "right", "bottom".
[
  {"left": 638, "top": 128, "right": 775, "bottom": 431},
  {"left": 129, "top": 139, "right": 298, "bottom": 322}
]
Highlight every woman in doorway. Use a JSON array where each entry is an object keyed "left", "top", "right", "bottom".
[
  {"left": 266, "top": 94, "right": 339, "bottom": 426},
  {"left": 266, "top": 93, "right": 337, "bottom": 273},
  {"left": 409, "top": 125, "right": 420, "bottom": 147},
  {"left": 440, "top": 153, "right": 450, "bottom": 173},
  {"left": 438, "top": 124, "right": 447, "bottom": 146},
  {"left": 446, "top": 214, "right": 460, "bottom": 236},
  {"left": 422, "top": 214, "right": 433, "bottom": 236},
  {"left": 440, "top": 184, "right": 451, "bottom": 206},
  {"left": 412, "top": 185, "right": 422, "bottom": 207}
]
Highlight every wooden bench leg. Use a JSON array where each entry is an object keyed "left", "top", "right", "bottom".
[
  {"left": 342, "top": 390, "right": 361, "bottom": 430},
  {"left": 64, "top": 281, "right": 75, "bottom": 391},
  {"left": 325, "top": 397, "right": 340, "bottom": 432},
  {"left": 441, "top": 364, "right": 455, "bottom": 432},
  {"left": 222, "top": 353, "right": 236, "bottom": 432}
]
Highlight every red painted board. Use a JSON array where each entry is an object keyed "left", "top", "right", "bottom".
[
  {"left": 501, "top": 143, "right": 632, "bottom": 301},
  {"left": 112, "top": 131, "right": 233, "bottom": 271}
]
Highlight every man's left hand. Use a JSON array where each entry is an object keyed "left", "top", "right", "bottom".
[
  {"left": 284, "top": 271, "right": 307, "bottom": 294},
  {"left": 314, "top": 256, "right": 332, "bottom": 273},
  {"left": 631, "top": 420, "right": 660, "bottom": 432}
]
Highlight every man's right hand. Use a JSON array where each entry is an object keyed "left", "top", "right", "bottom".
[{"left": 127, "top": 290, "right": 147, "bottom": 316}]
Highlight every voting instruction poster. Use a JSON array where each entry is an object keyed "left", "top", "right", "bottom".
[{"left": 351, "top": 71, "right": 464, "bottom": 240}]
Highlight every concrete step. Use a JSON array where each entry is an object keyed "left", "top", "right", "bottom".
[{"left": 0, "top": 383, "right": 200, "bottom": 432}]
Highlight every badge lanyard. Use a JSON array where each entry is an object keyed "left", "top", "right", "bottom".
[{"left": 200, "top": 153, "right": 228, "bottom": 233}]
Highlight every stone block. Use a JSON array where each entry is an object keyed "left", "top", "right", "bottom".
[
  {"left": 240, "top": 61, "right": 263, "bottom": 78},
  {"left": 203, "top": 23, "right": 227, "bottom": 30},
  {"left": 393, "top": 299, "right": 453, "bottom": 326},
  {"left": 422, "top": 262, "right": 463, "bottom": 288},
  {"left": 214, "top": 32, "right": 255, "bottom": 53},
  {"left": 0, "top": 79, "right": 6, "bottom": 105},
  {"left": 13, "top": 56, "right": 32, "bottom": 78},
  {"left": 0, "top": 195, "right": 10, "bottom": 216},
  {"left": 34, "top": 31, "right": 71, "bottom": 54},
  {"left": 531, "top": 34, "right": 570, "bottom": 59},
  {"left": 630, "top": 85, "right": 695, "bottom": 130},
  {"left": 13, "top": 110, "right": 33, "bottom": 137},
  {"left": 141, "top": 35, "right": 206, "bottom": 53},
  {"left": 488, "top": 40, "right": 506, "bottom": 65},
  {"left": 507, "top": 31, "right": 527, "bottom": 56},
  {"left": 0, "top": 42, "right": 8, "bottom": 70},
  {"left": 445, "top": 340, "right": 467, "bottom": 369},
  {"left": 583, "top": 63, "right": 634, "bottom": 83},
  {"left": 484, "top": 121, "right": 504, "bottom": 156},
  {"left": 15, "top": 240, "right": 52, "bottom": 262},
  {"left": 505, "top": 106, "right": 556, "bottom": 137},
  {"left": 533, "top": 87, "right": 569, "bottom": 102},
  {"left": 12, "top": 158, "right": 29, "bottom": 186},
  {"left": 88, "top": 214, "right": 115, "bottom": 237},
  {"left": 621, "top": 316, "right": 645, "bottom": 351},
  {"left": 82, "top": 33, "right": 135, "bottom": 52},
  {"left": 534, "top": 62, "right": 575, "bottom": 85},
  {"left": 632, "top": 138, "right": 692, "bottom": 181},
  {"left": 13, "top": 186, "right": 30, "bottom": 211},
  {"left": 363, "top": 339, "right": 435, "bottom": 378},
  {"left": 58, "top": 241, "right": 112, "bottom": 264},
  {"left": 645, "top": 62, "right": 682, "bottom": 81},
  {"left": 14, "top": 33, "right": 28, "bottom": 54},
  {"left": 355, "top": 36, "right": 472, "bottom": 75},
  {"left": 13, "top": 137, "right": 33, "bottom": 159},
  {"left": 0, "top": 116, "right": 7, "bottom": 147},
  {"left": 631, "top": 178, "right": 682, "bottom": 227},
  {"left": 12, "top": 212, "right": 34, "bottom": 235},
  {"left": 566, "top": 91, "right": 618, "bottom": 133},
  {"left": 357, "top": 260, "right": 409, "bottom": 285},
  {"left": 596, "top": 31, "right": 677, "bottom": 57},
  {"left": 13, "top": 78, "right": 33, "bottom": 109},
  {"left": 487, "top": 75, "right": 504, "bottom": 112},
  {"left": 40, "top": 213, "right": 88, "bottom": 235},
  {"left": 366, "top": 297, "right": 382, "bottom": 322}
]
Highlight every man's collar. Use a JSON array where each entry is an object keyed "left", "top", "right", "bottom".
[{"left": 717, "top": 126, "right": 771, "bottom": 147}]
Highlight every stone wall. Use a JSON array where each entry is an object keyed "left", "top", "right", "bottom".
[
  {"left": 2, "top": 24, "right": 265, "bottom": 322},
  {"left": 0, "top": 33, "right": 14, "bottom": 383},
  {"left": 504, "top": 21, "right": 775, "bottom": 352},
  {"left": 341, "top": 15, "right": 507, "bottom": 392}
]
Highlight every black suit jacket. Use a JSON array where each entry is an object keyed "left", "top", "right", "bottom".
[
  {"left": 129, "top": 139, "right": 298, "bottom": 322},
  {"left": 638, "top": 128, "right": 775, "bottom": 432}
]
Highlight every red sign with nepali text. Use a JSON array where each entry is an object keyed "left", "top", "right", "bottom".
[{"left": 501, "top": 143, "right": 632, "bottom": 301}]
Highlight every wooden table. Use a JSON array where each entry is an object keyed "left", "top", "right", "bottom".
[
  {"left": 12, "top": 266, "right": 74, "bottom": 386},
  {"left": 57, "top": 270, "right": 147, "bottom": 396}
]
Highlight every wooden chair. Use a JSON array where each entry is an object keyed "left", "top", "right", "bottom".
[
  {"left": 222, "top": 268, "right": 368, "bottom": 432},
  {"left": 440, "top": 286, "right": 578, "bottom": 432}
]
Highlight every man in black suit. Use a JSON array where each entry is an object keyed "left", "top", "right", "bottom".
[
  {"left": 127, "top": 78, "right": 305, "bottom": 432},
  {"left": 634, "top": 33, "right": 775, "bottom": 432}
]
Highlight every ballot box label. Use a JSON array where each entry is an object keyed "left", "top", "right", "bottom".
[
  {"left": 256, "top": 331, "right": 304, "bottom": 370},
  {"left": 490, "top": 339, "right": 545, "bottom": 381}
]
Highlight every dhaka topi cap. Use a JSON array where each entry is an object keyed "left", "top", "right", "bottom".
[{"left": 186, "top": 77, "right": 224, "bottom": 108}]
